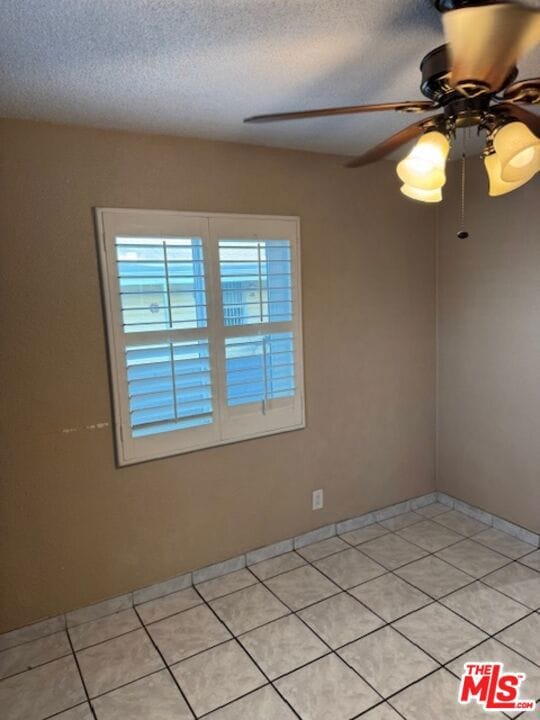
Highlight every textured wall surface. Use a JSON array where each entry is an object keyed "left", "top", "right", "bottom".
[
  {"left": 0, "top": 119, "right": 436, "bottom": 632},
  {"left": 437, "top": 161, "right": 540, "bottom": 534}
]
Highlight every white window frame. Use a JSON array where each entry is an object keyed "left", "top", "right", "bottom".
[{"left": 95, "top": 208, "right": 305, "bottom": 466}]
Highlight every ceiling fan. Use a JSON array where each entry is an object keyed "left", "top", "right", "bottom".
[{"left": 244, "top": 0, "right": 540, "bottom": 201}]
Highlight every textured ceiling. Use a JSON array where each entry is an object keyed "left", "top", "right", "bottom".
[{"left": 1, "top": 0, "right": 539, "bottom": 157}]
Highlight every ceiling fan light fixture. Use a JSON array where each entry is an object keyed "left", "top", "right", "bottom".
[
  {"left": 493, "top": 121, "right": 540, "bottom": 183},
  {"left": 396, "top": 130, "right": 450, "bottom": 190},
  {"left": 484, "top": 150, "right": 530, "bottom": 197},
  {"left": 400, "top": 184, "right": 443, "bottom": 203}
]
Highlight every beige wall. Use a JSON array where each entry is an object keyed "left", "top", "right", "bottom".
[
  {"left": 437, "top": 161, "right": 540, "bottom": 533},
  {"left": 0, "top": 119, "right": 436, "bottom": 632}
]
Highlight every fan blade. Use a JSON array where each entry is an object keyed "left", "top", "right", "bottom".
[
  {"left": 503, "top": 77, "right": 540, "bottom": 104},
  {"left": 495, "top": 102, "right": 540, "bottom": 137},
  {"left": 344, "top": 116, "right": 441, "bottom": 168},
  {"left": 443, "top": 3, "right": 540, "bottom": 95},
  {"left": 243, "top": 101, "right": 436, "bottom": 124}
]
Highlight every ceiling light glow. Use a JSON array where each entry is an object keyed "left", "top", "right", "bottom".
[
  {"left": 396, "top": 131, "right": 450, "bottom": 192},
  {"left": 493, "top": 121, "right": 540, "bottom": 183}
]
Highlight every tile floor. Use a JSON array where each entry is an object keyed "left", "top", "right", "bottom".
[{"left": 1, "top": 503, "right": 539, "bottom": 720}]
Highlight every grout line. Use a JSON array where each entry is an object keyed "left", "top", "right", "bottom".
[
  {"left": 68, "top": 624, "right": 144, "bottom": 653},
  {"left": 0, "top": 649, "right": 73, "bottom": 683},
  {"left": 238, "top": 568, "right": 392, "bottom": 713},
  {"left": 43, "top": 703, "right": 93, "bottom": 720},
  {"left": 244, "top": 563, "right": 444, "bottom": 711},
  {"left": 82, "top": 667, "right": 165, "bottom": 704},
  {"left": 132, "top": 605, "right": 199, "bottom": 719},
  {"left": 0, "top": 626, "right": 68, "bottom": 655},
  {"left": 190, "top": 582, "right": 303, "bottom": 719},
  {"left": 65, "top": 627, "right": 99, "bottom": 720}
]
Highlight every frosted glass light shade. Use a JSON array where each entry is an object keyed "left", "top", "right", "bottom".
[
  {"left": 484, "top": 152, "right": 529, "bottom": 196},
  {"left": 493, "top": 121, "right": 540, "bottom": 183},
  {"left": 400, "top": 184, "right": 442, "bottom": 203},
  {"left": 397, "top": 131, "right": 450, "bottom": 190}
]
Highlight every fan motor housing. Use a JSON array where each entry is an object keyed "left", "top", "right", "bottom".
[
  {"left": 432, "top": 0, "right": 510, "bottom": 11},
  {"left": 420, "top": 44, "right": 518, "bottom": 107}
]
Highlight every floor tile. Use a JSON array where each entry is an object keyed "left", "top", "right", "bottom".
[
  {"left": 414, "top": 502, "right": 451, "bottom": 518},
  {"left": 496, "top": 613, "right": 540, "bottom": 665},
  {"left": 339, "top": 524, "right": 388, "bottom": 546},
  {"left": 441, "top": 581, "right": 530, "bottom": 635},
  {"left": 0, "top": 655, "right": 86, "bottom": 720},
  {"left": 379, "top": 511, "right": 422, "bottom": 531},
  {"left": 339, "top": 626, "right": 438, "bottom": 697},
  {"left": 433, "top": 510, "right": 490, "bottom": 537},
  {"left": 239, "top": 614, "right": 327, "bottom": 679},
  {"left": 447, "top": 638, "right": 540, "bottom": 719},
  {"left": 482, "top": 562, "right": 540, "bottom": 609},
  {"left": 349, "top": 573, "right": 431, "bottom": 622},
  {"left": 359, "top": 534, "right": 428, "bottom": 570},
  {"left": 314, "top": 548, "right": 386, "bottom": 589},
  {"left": 473, "top": 528, "right": 537, "bottom": 560},
  {"left": 361, "top": 704, "right": 403, "bottom": 720},
  {"left": 0, "top": 630, "right": 70, "bottom": 680},
  {"left": 69, "top": 609, "right": 141, "bottom": 650},
  {"left": 172, "top": 640, "right": 265, "bottom": 716},
  {"left": 297, "top": 536, "right": 349, "bottom": 562},
  {"left": 520, "top": 550, "right": 540, "bottom": 572},
  {"left": 390, "top": 668, "right": 505, "bottom": 720},
  {"left": 264, "top": 565, "right": 340, "bottom": 611},
  {"left": 55, "top": 704, "right": 93, "bottom": 719},
  {"left": 393, "top": 603, "right": 487, "bottom": 663},
  {"left": 210, "top": 583, "right": 288, "bottom": 636},
  {"left": 136, "top": 587, "right": 201, "bottom": 625},
  {"left": 436, "top": 539, "right": 510, "bottom": 579},
  {"left": 147, "top": 604, "right": 230, "bottom": 665},
  {"left": 195, "top": 569, "right": 257, "bottom": 602},
  {"left": 298, "top": 592, "right": 383, "bottom": 648},
  {"left": 77, "top": 628, "right": 163, "bottom": 697},
  {"left": 205, "top": 685, "right": 297, "bottom": 719},
  {"left": 396, "top": 519, "right": 462, "bottom": 552},
  {"left": 395, "top": 556, "right": 472, "bottom": 598},
  {"left": 92, "top": 669, "right": 193, "bottom": 719},
  {"left": 275, "top": 653, "right": 380, "bottom": 720},
  {"left": 249, "top": 552, "right": 306, "bottom": 581}
]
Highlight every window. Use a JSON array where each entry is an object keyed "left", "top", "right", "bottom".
[{"left": 96, "top": 209, "right": 305, "bottom": 465}]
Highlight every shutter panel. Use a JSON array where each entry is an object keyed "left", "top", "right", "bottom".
[
  {"left": 115, "top": 236, "right": 213, "bottom": 439},
  {"left": 209, "top": 218, "right": 304, "bottom": 441}
]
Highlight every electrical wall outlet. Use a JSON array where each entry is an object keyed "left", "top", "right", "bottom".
[{"left": 312, "top": 489, "right": 324, "bottom": 511}]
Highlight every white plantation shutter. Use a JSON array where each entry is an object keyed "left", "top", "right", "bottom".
[{"left": 96, "top": 209, "right": 304, "bottom": 465}]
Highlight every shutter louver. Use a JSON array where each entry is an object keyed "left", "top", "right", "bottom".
[
  {"left": 126, "top": 341, "right": 213, "bottom": 436},
  {"left": 225, "top": 333, "right": 295, "bottom": 407}
]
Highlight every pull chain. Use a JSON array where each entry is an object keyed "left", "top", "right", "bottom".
[{"left": 457, "top": 128, "right": 469, "bottom": 239}]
